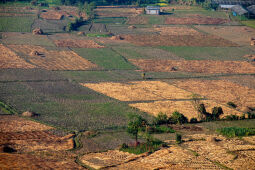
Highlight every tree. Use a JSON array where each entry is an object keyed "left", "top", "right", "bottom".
[{"left": 127, "top": 114, "right": 147, "bottom": 146}]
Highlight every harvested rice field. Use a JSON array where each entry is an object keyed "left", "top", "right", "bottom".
[
  {"left": 153, "top": 26, "right": 200, "bottom": 36},
  {"left": 165, "top": 16, "right": 228, "bottom": 25},
  {"left": 54, "top": 39, "right": 104, "bottom": 48},
  {"left": 0, "top": 115, "right": 74, "bottom": 152},
  {"left": 0, "top": 44, "right": 35, "bottom": 69},
  {"left": 0, "top": 115, "right": 52, "bottom": 132},
  {"left": 80, "top": 150, "right": 141, "bottom": 169},
  {"left": 0, "top": 152, "right": 82, "bottom": 169},
  {"left": 129, "top": 59, "right": 255, "bottom": 74},
  {"left": 95, "top": 7, "right": 141, "bottom": 17},
  {"left": 195, "top": 25, "right": 255, "bottom": 46},
  {"left": 127, "top": 16, "right": 149, "bottom": 24},
  {"left": 129, "top": 100, "right": 242, "bottom": 120},
  {"left": 174, "top": 80, "right": 255, "bottom": 111},
  {"left": 8, "top": 45, "right": 97, "bottom": 70},
  {"left": 81, "top": 81, "right": 193, "bottom": 102},
  {"left": 121, "top": 34, "right": 237, "bottom": 47}
]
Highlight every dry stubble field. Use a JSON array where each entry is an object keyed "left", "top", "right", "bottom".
[
  {"left": 8, "top": 44, "right": 97, "bottom": 70},
  {"left": 54, "top": 39, "right": 104, "bottom": 48},
  {"left": 128, "top": 59, "right": 255, "bottom": 74},
  {"left": 0, "top": 44, "right": 35, "bottom": 69}
]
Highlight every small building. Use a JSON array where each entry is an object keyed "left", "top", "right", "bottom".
[
  {"left": 219, "top": 4, "right": 236, "bottom": 10},
  {"left": 146, "top": 6, "right": 160, "bottom": 15},
  {"left": 247, "top": 5, "right": 255, "bottom": 18},
  {"left": 231, "top": 5, "right": 248, "bottom": 16}
]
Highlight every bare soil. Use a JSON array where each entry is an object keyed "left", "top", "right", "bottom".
[
  {"left": 121, "top": 34, "right": 237, "bottom": 47},
  {"left": 165, "top": 16, "right": 228, "bottom": 25},
  {"left": 54, "top": 39, "right": 104, "bottom": 48},
  {"left": 195, "top": 25, "right": 255, "bottom": 46},
  {"left": 8, "top": 45, "right": 97, "bottom": 70},
  {"left": 129, "top": 59, "right": 255, "bottom": 74},
  {"left": 0, "top": 44, "right": 35, "bottom": 69}
]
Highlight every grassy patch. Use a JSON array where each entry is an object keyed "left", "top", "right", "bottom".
[
  {"left": 241, "top": 20, "right": 255, "bottom": 29},
  {"left": 0, "top": 81, "right": 152, "bottom": 131},
  {"left": 147, "top": 15, "right": 165, "bottom": 25},
  {"left": 120, "top": 139, "right": 163, "bottom": 155},
  {"left": 94, "top": 17, "right": 127, "bottom": 24},
  {"left": 0, "top": 101, "right": 17, "bottom": 114},
  {"left": 216, "top": 127, "right": 255, "bottom": 138},
  {"left": 0, "top": 16, "right": 35, "bottom": 32},
  {"left": 58, "top": 70, "right": 141, "bottom": 82},
  {"left": 86, "top": 33, "right": 111, "bottom": 37},
  {"left": 159, "top": 46, "right": 251, "bottom": 61},
  {"left": 72, "top": 48, "right": 136, "bottom": 70}
]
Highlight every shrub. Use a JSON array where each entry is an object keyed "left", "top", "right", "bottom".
[
  {"left": 176, "top": 133, "right": 182, "bottom": 144},
  {"left": 190, "top": 117, "right": 198, "bottom": 123},
  {"left": 217, "top": 127, "right": 255, "bottom": 138},
  {"left": 227, "top": 102, "right": 237, "bottom": 108},
  {"left": 225, "top": 114, "right": 239, "bottom": 121},
  {"left": 170, "top": 111, "right": 188, "bottom": 125},
  {"left": 247, "top": 112, "right": 255, "bottom": 119},
  {"left": 120, "top": 143, "right": 128, "bottom": 149},
  {"left": 150, "top": 125, "right": 175, "bottom": 134},
  {"left": 211, "top": 107, "right": 223, "bottom": 120},
  {"left": 153, "top": 112, "right": 168, "bottom": 125}
]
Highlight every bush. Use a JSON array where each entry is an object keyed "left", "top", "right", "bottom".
[
  {"left": 176, "top": 133, "right": 182, "bottom": 144},
  {"left": 153, "top": 112, "right": 168, "bottom": 125},
  {"left": 120, "top": 143, "right": 128, "bottom": 149},
  {"left": 170, "top": 111, "right": 188, "bottom": 125},
  {"left": 211, "top": 107, "right": 223, "bottom": 120},
  {"left": 227, "top": 102, "right": 237, "bottom": 108},
  {"left": 217, "top": 127, "right": 255, "bottom": 138},
  {"left": 190, "top": 117, "right": 198, "bottom": 123},
  {"left": 225, "top": 114, "right": 239, "bottom": 121},
  {"left": 150, "top": 125, "right": 175, "bottom": 134},
  {"left": 247, "top": 112, "right": 255, "bottom": 119}
]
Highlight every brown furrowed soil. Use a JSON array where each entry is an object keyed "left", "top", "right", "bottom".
[
  {"left": 195, "top": 25, "right": 255, "bottom": 46},
  {"left": 54, "top": 39, "right": 104, "bottom": 48},
  {"left": 129, "top": 100, "right": 242, "bottom": 120},
  {"left": 8, "top": 45, "right": 97, "bottom": 70},
  {"left": 121, "top": 34, "right": 237, "bottom": 47},
  {"left": 127, "top": 16, "right": 149, "bottom": 24},
  {"left": 40, "top": 6, "right": 87, "bottom": 20},
  {"left": 174, "top": 80, "right": 255, "bottom": 111},
  {"left": 165, "top": 16, "right": 228, "bottom": 25},
  {"left": 95, "top": 7, "right": 141, "bottom": 17},
  {"left": 81, "top": 81, "right": 193, "bottom": 101},
  {"left": 154, "top": 26, "right": 200, "bottom": 36},
  {"left": 0, "top": 44, "right": 35, "bottom": 69},
  {"left": 129, "top": 59, "right": 255, "bottom": 74}
]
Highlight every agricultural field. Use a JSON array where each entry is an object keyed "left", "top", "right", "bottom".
[{"left": 1, "top": 1, "right": 255, "bottom": 169}]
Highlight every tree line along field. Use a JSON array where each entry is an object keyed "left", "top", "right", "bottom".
[{"left": 1, "top": 2, "right": 255, "bottom": 169}]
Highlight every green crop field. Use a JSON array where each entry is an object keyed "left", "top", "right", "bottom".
[
  {"left": 159, "top": 46, "right": 253, "bottom": 60},
  {"left": 0, "top": 16, "right": 35, "bottom": 32},
  {"left": 72, "top": 48, "right": 136, "bottom": 70},
  {"left": 0, "top": 81, "right": 152, "bottom": 131}
]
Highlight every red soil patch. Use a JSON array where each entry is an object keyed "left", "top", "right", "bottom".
[
  {"left": 129, "top": 59, "right": 255, "bottom": 74},
  {"left": 54, "top": 39, "right": 104, "bottom": 48},
  {"left": 121, "top": 34, "right": 237, "bottom": 47},
  {"left": 0, "top": 44, "right": 35, "bottom": 69},
  {"left": 165, "top": 16, "right": 228, "bottom": 25}
]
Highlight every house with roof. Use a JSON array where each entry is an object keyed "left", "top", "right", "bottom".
[
  {"left": 231, "top": 5, "right": 248, "bottom": 16},
  {"left": 146, "top": 6, "right": 160, "bottom": 15}
]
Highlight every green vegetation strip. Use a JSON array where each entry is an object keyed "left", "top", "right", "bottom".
[
  {"left": 217, "top": 127, "right": 255, "bottom": 138},
  {"left": 0, "top": 16, "right": 35, "bottom": 32},
  {"left": 72, "top": 48, "right": 136, "bottom": 70},
  {"left": 0, "top": 101, "right": 17, "bottom": 114}
]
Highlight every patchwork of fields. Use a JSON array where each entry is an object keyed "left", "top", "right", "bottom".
[{"left": 1, "top": 3, "right": 255, "bottom": 169}]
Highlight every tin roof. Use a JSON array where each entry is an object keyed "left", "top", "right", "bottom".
[
  {"left": 231, "top": 5, "right": 248, "bottom": 15},
  {"left": 146, "top": 6, "right": 160, "bottom": 10}
]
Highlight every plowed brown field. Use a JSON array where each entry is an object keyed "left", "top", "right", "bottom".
[
  {"left": 8, "top": 45, "right": 97, "bottom": 70},
  {"left": 121, "top": 34, "right": 237, "bottom": 47},
  {"left": 165, "top": 16, "right": 228, "bottom": 25},
  {"left": 0, "top": 44, "right": 35, "bottom": 69},
  {"left": 174, "top": 80, "right": 255, "bottom": 111},
  {"left": 129, "top": 59, "right": 255, "bottom": 74},
  {"left": 54, "top": 39, "right": 104, "bottom": 48}
]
